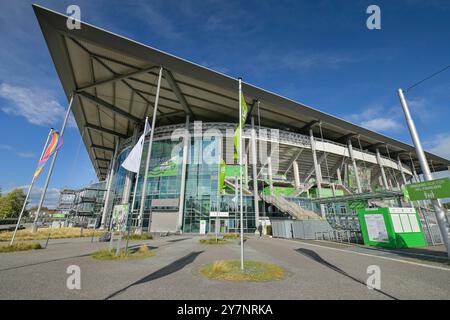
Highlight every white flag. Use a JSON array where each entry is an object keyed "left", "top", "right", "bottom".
[{"left": 121, "top": 120, "right": 151, "bottom": 173}]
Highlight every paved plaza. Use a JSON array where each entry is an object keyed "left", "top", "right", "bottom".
[{"left": 0, "top": 235, "right": 449, "bottom": 300}]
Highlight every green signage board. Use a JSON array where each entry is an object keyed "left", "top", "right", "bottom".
[
  {"left": 358, "top": 207, "right": 427, "bottom": 248},
  {"left": 52, "top": 213, "right": 65, "bottom": 218},
  {"left": 406, "top": 177, "right": 450, "bottom": 201}
]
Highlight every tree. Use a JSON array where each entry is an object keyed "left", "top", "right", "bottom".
[{"left": 0, "top": 189, "right": 28, "bottom": 219}]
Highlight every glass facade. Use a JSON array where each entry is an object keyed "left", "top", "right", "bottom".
[
  {"left": 134, "top": 139, "right": 183, "bottom": 228},
  {"left": 112, "top": 132, "right": 258, "bottom": 233},
  {"left": 103, "top": 121, "right": 417, "bottom": 235}
]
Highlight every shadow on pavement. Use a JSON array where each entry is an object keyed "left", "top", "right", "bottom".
[
  {"left": 166, "top": 238, "right": 190, "bottom": 243},
  {"left": 295, "top": 248, "right": 398, "bottom": 300},
  {"left": 0, "top": 243, "right": 155, "bottom": 272},
  {"left": 105, "top": 250, "right": 204, "bottom": 300}
]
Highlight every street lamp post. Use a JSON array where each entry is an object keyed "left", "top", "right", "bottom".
[{"left": 397, "top": 88, "right": 450, "bottom": 258}]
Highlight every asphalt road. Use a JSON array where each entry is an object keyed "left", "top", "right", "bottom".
[{"left": 0, "top": 235, "right": 449, "bottom": 300}]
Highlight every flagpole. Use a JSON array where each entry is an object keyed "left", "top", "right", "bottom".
[
  {"left": 125, "top": 118, "right": 148, "bottom": 253},
  {"left": 33, "top": 94, "right": 74, "bottom": 232},
  {"left": 133, "top": 117, "right": 148, "bottom": 228},
  {"left": 238, "top": 78, "right": 244, "bottom": 271},
  {"left": 139, "top": 67, "right": 163, "bottom": 232},
  {"left": 10, "top": 128, "right": 54, "bottom": 245}
]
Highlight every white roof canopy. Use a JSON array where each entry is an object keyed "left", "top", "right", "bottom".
[{"left": 33, "top": 4, "right": 450, "bottom": 180}]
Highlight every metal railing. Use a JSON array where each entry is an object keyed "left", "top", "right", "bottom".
[{"left": 315, "top": 230, "right": 362, "bottom": 244}]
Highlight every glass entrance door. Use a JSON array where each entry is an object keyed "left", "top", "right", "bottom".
[{"left": 209, "top": 219, "right": 228, "bottom": 234}]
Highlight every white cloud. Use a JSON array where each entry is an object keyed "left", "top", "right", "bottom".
[
  {"left": 134, "top": 2, "right": 182, "bottom": 40},
  {"left": 345, "top": 105, "right": 403, "bottom": 133},
  {"left": 0, "top": 83, "right": 75, "bottom": 128},
  {"left": 0, "top": 144, "right": 13, "bottom": 150},
  {"left": 360, "top": 118, "right": 403, "bottom": 132},
  {"left": 256, "top": 50, "right": 356, "bottom": 71},
  {"left": 428, "top": 133, "right": 450, "bottom": 160},
  {"left": 16, "top": 152, "right": 35, "bottom": 159},
  {"left": 6, "top": 185, "right": 60, "bottom": 209}
]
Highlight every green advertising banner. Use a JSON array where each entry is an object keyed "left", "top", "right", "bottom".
[
  {"left": 233, "top": 92, "right": 248, "bottom": 159},
  {"left": 148, "top": 156, "right": 179, "bottom": 177},
  {"left": 225, "top": 165, "right": 241, "bottom": 177},
  {"left": 406, "top": 177, "right": 450, "bottom": 201}
]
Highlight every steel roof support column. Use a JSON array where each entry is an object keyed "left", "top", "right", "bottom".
[
  {"left": 267, "top": 155, "right": 273, "bottom": 193},
  {"left": 100, "top": 140, "right": 119, "bottom": 229},
  {"left": 243, "top": 149, "right": 249, "bottom": 189},
  {"left": 336, "top": 167, "right": 343, "bottom": 185},
  {"left": 347, "top": 139, "right": 362, "bottom": 193},
  {"left": 251, "top": 117, "right": 260, "bottom": 224},
  {"left": 293, "top": 160, "right": 301, "bottom": 190},
  {"left": 398, "top": 88, "right": 449, "bottom": 258},
  {"left": 140, "top": 67, "right": 164, "bottom": 232},
  {"left": 177, "top": 115, "right": 190, "bottom": 233},
  {"left": 376, "top": 148, "right": 389, "bottom": 190},
  {"left": 397, "top": 156, "right": 408, "bottom": 186},
  {"left": 309, "top": 129, "right": 325, "bottom": 217}
]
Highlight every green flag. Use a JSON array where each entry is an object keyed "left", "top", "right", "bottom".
[
  {"left": 219, "top": 159, "right": 226, "bottom": 192},
  {"left": 234, "top": 92, "right": 248, "bottom": 159}
]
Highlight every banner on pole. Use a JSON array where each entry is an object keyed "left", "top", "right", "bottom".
[
  {"left": 234, "top": 92, "right": 248, "bottom": 159},
  {"left": 121, "top": 119, "right": 151, "bottom": 173},
  {"left": 33, "top": 131, "right": 63, "bottom": 179},
  {"left": 219, "top": 159, "right": 226, "bottom": 192},
  {"left": 112, "top": 204, "right": 129, "bottom": 232}
]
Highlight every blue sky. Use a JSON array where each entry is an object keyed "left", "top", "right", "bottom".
[{"left": 0, "top": 0, "right": 449, "bottom": 207}]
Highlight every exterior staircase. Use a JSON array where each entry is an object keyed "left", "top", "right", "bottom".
[
  {"left": 292, "top": 183, "right": 314, "bottom": 197},
  {"left": 260, "top": 194, "right": 321, "bottom": 220},
  {"left": 224, "top": 178, "right": 253, "bottom": 195}
]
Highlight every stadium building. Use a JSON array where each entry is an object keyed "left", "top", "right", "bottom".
[{"left": 34, "top": 5, "right": 450, "bottom": 236}]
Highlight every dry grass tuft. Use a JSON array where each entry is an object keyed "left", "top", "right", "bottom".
[
  {"left": 199, "top": 238, "right": 229, "bottom": 245},
  {"left": 223, "top": 233, "right": 240, "bottom": 239},
  {"left": 123, "top": 233, "right": 153, "bottom": 240},
  {"left": 200, "top": 260, "right": 286, "bottom": 282},
  {"left": 91, "top": 244, "right": 155, "bottom": 260},
  {"left": 0, "top": 227, "right": 106, "bottom": 241},
  {"left": 0, "top": 242, "right": 42, "bottom": 253}
]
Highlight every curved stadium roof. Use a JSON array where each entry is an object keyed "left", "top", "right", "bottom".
[{"left": 33, "top": 4, "right": 450, "bottom": 180}]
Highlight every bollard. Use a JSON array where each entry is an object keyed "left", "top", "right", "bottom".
[{"left": 45, "top": 233, "right": 50, "bottom": 249}]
